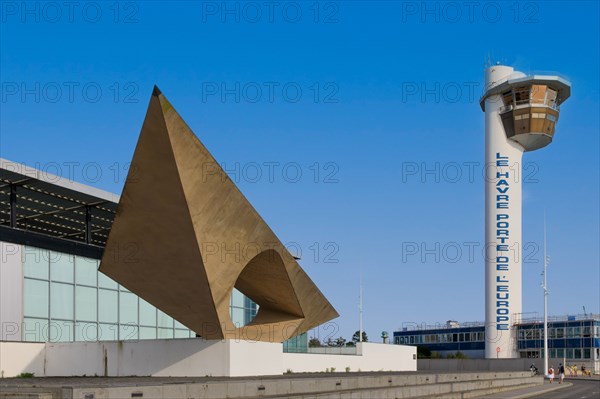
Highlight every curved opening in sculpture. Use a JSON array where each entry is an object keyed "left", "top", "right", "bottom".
[{"left": 230, "top": 249, "right": 304, "bottom": 330}]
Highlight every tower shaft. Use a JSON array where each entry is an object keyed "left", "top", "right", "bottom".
[
  {"left": 484, "top": 65, "right": 523, "bottom": 358},
  {"left": 480, "top": 64, "right": 570, "bottom": 359}
]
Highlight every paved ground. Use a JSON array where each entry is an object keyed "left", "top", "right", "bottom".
[
  {"left": 529, "top": 378, "right": 600, "bottom": 399},
  {"left": 481, "top": 376, "right": 599, "bottom": 399}
]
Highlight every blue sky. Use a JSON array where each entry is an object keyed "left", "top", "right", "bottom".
[{"left": 1, "top": 1, "right": 598, "bottom": 342}]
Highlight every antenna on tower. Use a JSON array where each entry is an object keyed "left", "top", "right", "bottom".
[
  {"left": 485, "top": 53, "right": 492, "bottom": 68},
  {"left": 359, "top": 272, "right": 363, "bottom": 343}
]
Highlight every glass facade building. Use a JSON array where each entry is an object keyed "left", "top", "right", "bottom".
[
  {"left": 394, "top": 315, "right": 600, "bottom": 371},
  {"left": 394, "top": 325, "right": 486, "bottom": 355},
  {"left": 21, "top": 246, "right": 259, "bottom": 343},
  {"left": 517, "top": 318, "right": 600, "bottom": 360}
]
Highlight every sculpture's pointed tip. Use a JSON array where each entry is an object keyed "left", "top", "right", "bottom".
[{"left": 152, "top": 85, "right": 162, "bottom": 97}]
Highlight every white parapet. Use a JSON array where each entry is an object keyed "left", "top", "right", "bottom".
[
  {"left": 0, "top": 339, "right": 416, "bottom": 377},
  {"left": 283, "top": 343, "right": 417, "bottom": 373}
]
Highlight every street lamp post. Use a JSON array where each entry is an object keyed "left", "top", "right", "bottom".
[{"left": 542, "top": 214, "right": 549, "bottom": 378}]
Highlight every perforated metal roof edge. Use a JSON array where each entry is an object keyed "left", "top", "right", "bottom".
[{"left": 0, "top": 158, "right": 120, "bottom": 203}]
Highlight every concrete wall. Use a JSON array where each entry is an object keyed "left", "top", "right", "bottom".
[
  {"left": 283, "top": 343, "right": 416, "bottom": 373},
  {"left": 0, "top": 342, "right": 45, "bottom": 377},
  {"left": 45, "top": 339, "right": 245, "bottom": 377},
  {"left": 228, "top": 340, "right": 283, "bottom": 376},
  {"left": 0, "top": 340, "right": 416, "bottom": 377}
]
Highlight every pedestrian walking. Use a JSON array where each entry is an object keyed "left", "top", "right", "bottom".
[
  {"left": 559, "top": 363, "right": 565, "bottom": 384},
  {"left": 548, "top": 367, "right": 555, "bottom": 383}
]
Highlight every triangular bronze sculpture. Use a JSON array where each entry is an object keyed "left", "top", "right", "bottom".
[{"left": 100, "top": 87, "right": 338, "bottom": 342}]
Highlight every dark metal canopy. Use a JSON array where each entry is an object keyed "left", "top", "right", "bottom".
[{"left": 0, "top": 159, "right": 118, "bottom": 257}]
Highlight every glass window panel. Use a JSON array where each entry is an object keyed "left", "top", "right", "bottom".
[
  {"left": 174, "top": 320, "right": 187, "bottom": 330},
  {"left": 22, "top": 318, "right": 49, "bottom": 342},
  {"left": 175, "top": 329, "right": 190, "bottom": 339},
  {"left": 75, "top": 257, "right": 97, "bottom": 286},
  {"left": 98, "top": 272, "right": 118, "bottom": 289},
  {"left": 98, "top": 289, "right": 118, "bottom": 323},
  {"left": 50, "top": 282, "right": 74, "bottom": 320},
  {"left": 584, "top": 349, "right": 591, "bottom": 359},
  {"left": 119, "top": 324, "right": 138, "bottom": 341},
  {"left": 574, "top": 348, "right": 582, "bottom": 359},
  {"left": 244, "top": 296, "right": 256, "bottom": 309},
  {"left": 50, "top": 320, "right": 74, "bottom": 342},
  {"left": 139, "top": 327, "right": 157, "bottom": 340},
  {"left": 244, "top": 308, "right": 253, "bottom": 325},
  {"left": 546, "top": 89, "right": 557, "bottom": 107},
  {"left": 231, "top": 288, "right": 244, "bottom": 307},
  {"left": 119, "top": 284, "right": 130, "bottom": 293},
  {"left": 158, "top": 328, "right": 173, "bottom": 339},
  {"left": 556, "top": 348, "right": 564, "bottom": 358},
  {"left": 231, "top": 307, "right": 244, "bottom": 327},
  {"left": 531, "top": 84, "right": 547, "bottom": 104},
  {"left": 583, "top": 326, "right": 591, "bottom": 337},
  {"left": 76, "top": 286, "right": 97, "bottom": 322},
  {"left": 98, "top": 324, "right": 118, "bottom": 341},
  {"left": 24, "top": 279, "right": 49, "bottom": 318},
  {"left": 50, "top": 251, "right": 74, "bottom": 283},
  {"left": 75, "top": 322, "right": 98, "bottom": 342},
  {"left": 514, "top": 86, "right": 531, "bottom": 105},
  {"left": 139, "top": 299, "right": 157, "bottom": 326},
  {"left": 157, "top": 310, "right": 173, "bottom": 329},
  {"left": 119, "top": 292, "right": 138, "bottom": 325},
  {"left": 24, "top": 246, "right": 48, "bottom": 280}
]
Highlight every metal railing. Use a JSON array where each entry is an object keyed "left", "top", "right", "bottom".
[
  {"left": 515, "top": 313, "right": 600, "bottom": 325},
  {"left": 396, "top": 321, "right": 486, "bottom": 332},
  {"left": 307, "top": 346, "right": 358, "bottom": 355}
]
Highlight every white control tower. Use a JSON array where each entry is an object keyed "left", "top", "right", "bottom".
[{"left": 479, "top": 65, "right": 570, "bottom": 359}]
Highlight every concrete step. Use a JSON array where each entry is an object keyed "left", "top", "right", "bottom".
[
  {"left": 0, "top": 372, "right": 543, "bottom": 399},
  {"left": 263, "top": 374, "right": 543, "bottom": 399},
  {"left": 0, "top": 393, "right": 54, "bottom": 399}
]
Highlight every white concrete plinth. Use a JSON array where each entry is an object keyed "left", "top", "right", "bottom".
[{"left": 0, "top": 339, "right": 416, "bottom": 377}]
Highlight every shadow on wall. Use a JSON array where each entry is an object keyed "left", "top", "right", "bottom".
[
  {"left": 43, "top": 338, "right": 232, "bottom": 377},
  {"left": 0, "top": 342, "right": 45, "bottom": 377}
]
